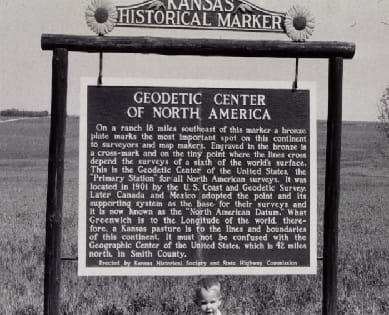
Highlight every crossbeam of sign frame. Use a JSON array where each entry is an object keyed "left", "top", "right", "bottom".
[{"left": 78, "top": 78, "right": 317, "bottom": 276}]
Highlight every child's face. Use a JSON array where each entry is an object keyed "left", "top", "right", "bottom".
[{"left": 197, "top": 287, "right": 221, "bottom": 315}]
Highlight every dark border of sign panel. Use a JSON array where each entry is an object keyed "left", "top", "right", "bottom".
[{"left": 41, "top": 34, "right": 355, "bottom": 315}]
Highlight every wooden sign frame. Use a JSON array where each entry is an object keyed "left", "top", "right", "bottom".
[{"left": 41, "top": 34, "right": 355, "bottom": 315}]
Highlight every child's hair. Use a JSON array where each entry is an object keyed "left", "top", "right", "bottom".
[{"left": 194, "top": 277, "right": 222, "bottom": 302}]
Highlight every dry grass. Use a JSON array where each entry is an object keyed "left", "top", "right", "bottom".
[{"left": 0, "top": 118, "right": 388, "bottom": 314}]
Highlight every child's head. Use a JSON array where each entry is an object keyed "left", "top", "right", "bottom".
[{"left": 194, "top": 277, "right": 222, "bottom": 315}]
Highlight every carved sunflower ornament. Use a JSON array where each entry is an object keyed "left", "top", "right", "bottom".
[
  {"left": 85, "top": 0, "right": 118, "bottom": 35},
  {"left": 284, "top": 5, "right": 315, "bottom": 42}
]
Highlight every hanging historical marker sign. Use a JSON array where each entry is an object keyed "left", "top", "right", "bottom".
[
  {"left": 78, "top": 78, "right": 317, "bottom": 276},
  {"left": 115, "top": 0, "right": 285, "bottom": 32}
]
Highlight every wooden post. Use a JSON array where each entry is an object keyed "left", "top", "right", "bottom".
[
  {"left": 323, "top": 57, "right": 343, "bottom": 315},
  {"left": 44, "top": 48, "right": 68, "bottom": 315}
]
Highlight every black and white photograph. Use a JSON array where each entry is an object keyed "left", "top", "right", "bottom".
[{"left": 1, "top": 0, "right": 388, "bottom": 314}]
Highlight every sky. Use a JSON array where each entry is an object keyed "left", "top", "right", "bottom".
[{"left": 1, "top": 0, "right": 389, "bottom": 121}]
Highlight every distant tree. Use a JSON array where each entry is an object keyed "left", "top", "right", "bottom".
[
  {"left": 0, "top": 109, "right": 48, "bottom": 117},
  {"left": 378, "top": 86, "right": 389, "bottom": 138}
]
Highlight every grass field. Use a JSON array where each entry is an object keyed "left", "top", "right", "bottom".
[{"left": 1, "top": 117, "right": 388, "bottom": 314}]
